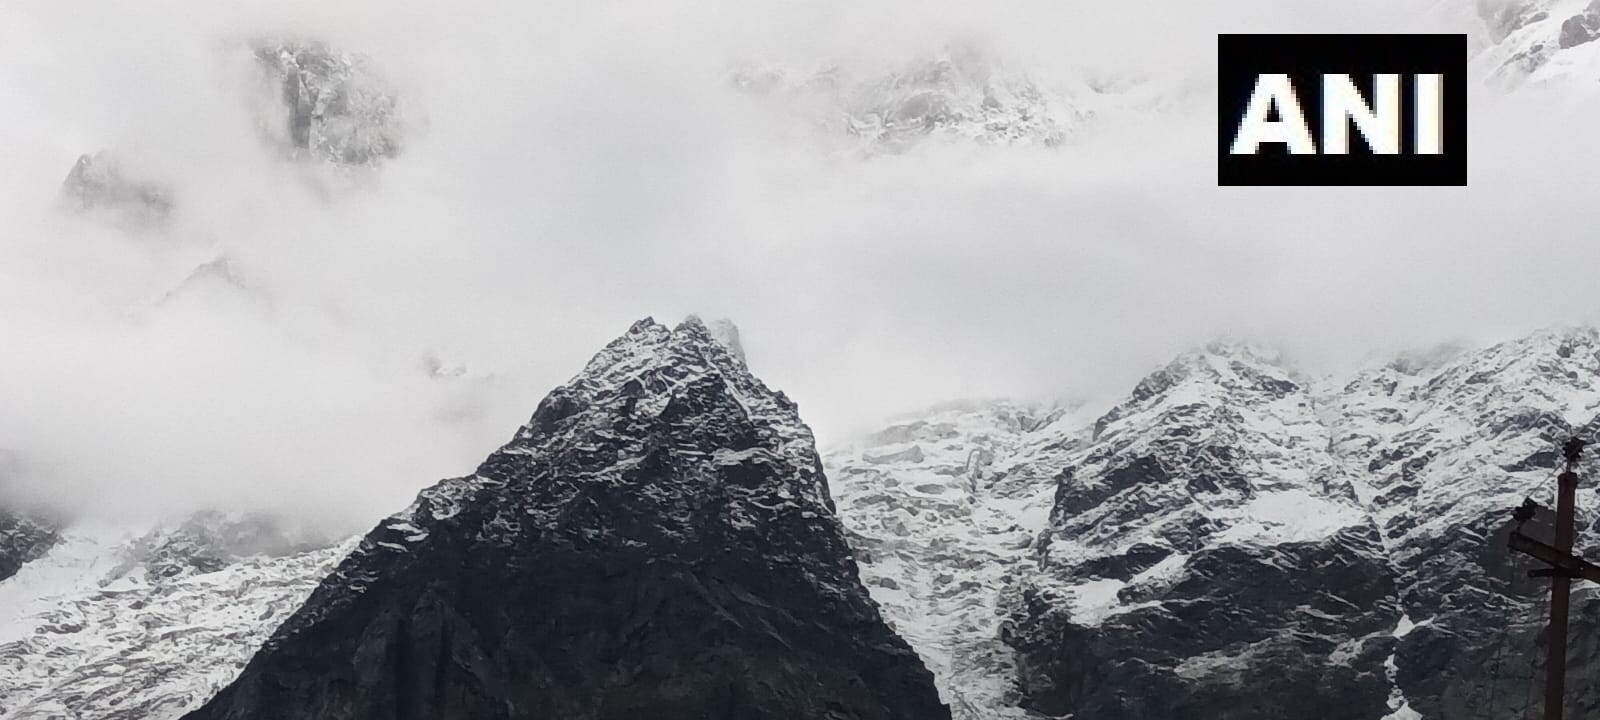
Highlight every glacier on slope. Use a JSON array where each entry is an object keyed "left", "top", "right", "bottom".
[
  {"left": 0, "top": 513, "right": 351, "bottom": 720},
  {"left": 822, "top": 400, "right": 1079, "bottom": 719}
]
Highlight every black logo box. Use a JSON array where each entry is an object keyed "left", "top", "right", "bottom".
[{"left": 1217, "top": 34, "right": 1467, "bottom": 187}]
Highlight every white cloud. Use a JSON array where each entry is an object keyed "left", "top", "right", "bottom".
[{"left": 1, "top": 0, "right": 1594, "bottom": 530}]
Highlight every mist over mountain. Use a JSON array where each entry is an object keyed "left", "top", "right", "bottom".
[
  {"left": 5, "top": 0, "right": 1598, "bottom": 530},
  {"left": 6, "top": 0, "right": 1600, "bottom": 718}
]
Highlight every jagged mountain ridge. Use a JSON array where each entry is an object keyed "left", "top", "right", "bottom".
[
  {"left": 1004, "top": 342, "right": 1401, "bottom": 720},
  {"left": 182, "top": 316, "right": 949, "bottom": 720},
  {"left": 828, "top": 327, "right": 1600, "bottom": 719},
  {"left": 7, "top": 325, "right": 1600, "bottom": 718}
]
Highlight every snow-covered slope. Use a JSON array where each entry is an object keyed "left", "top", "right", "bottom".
[
  {"left": 0, "top": 514, "right": 351, "bottom": 720},
  {"left": 1467, "top": 0, "right": 1600, "bottom": 89},
  {"left": 1005, "top": 342, "right": 1401, "bottom": 720},
  {"left": 728, "top": 45, "right": 1197, "bottom": 156},
  {"left": 823, "top": 400, "right": 1079, "bottom": 718},
  {"left": 829, "top": 328, "right": 1600, "bottom": 720},
  {"left": 1335, "top": 328, "right": 1600, "bottom": 719}
]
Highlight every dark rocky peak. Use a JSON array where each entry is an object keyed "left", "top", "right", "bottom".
[
  {"left": 183, "top": 316, "right": 947, "bottom": 720},
  {"left": 252, "top": 39, "right": 403, "bottom": 166},
  {"left": 57, "top": 151, "right": 174, "bottom": 228},
  {"left": 487, "top": 315, "right": 839, "bottom": 538}
]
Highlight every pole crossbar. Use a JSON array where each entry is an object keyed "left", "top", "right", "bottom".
[{"left": 1506, "top": 437, "right": 1588, "bottom": 720}]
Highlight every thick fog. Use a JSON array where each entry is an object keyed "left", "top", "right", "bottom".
[{"left": 2, "top": 0, "right": 1596, "bottom": 530}]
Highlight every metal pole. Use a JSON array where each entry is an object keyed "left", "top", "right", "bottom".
[
  {"left": 1545, "top": 437, "right": 1584, "bottom": 720},
  {"left": 1545, "top": 469, "right": 1577, "bottom": 720}
]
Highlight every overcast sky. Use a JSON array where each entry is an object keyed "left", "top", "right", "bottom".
[{"left": 3, "top": 0, "right": 1599, "bottom": 530}]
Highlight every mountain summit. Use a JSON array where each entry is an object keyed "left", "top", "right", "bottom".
[{"left": 183, "top": 316, "right": 948, "bottom": 720}]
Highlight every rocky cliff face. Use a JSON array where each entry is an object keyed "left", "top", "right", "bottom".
[
  {"left": 0, "top": 510, "right": 57, "bottom": 585},
  {"left": 831, "top": 328, "right": 1600, "bottom": 720},
  {"left": 1341, "top": 329, "right": 1600, "bottom": 720},
  {"left": 1003, "top": 343, "right": 1401, "bottom": 720},
  {"left": 252, "top": 40, "right": 404, "bottom": 166},
  {"left": 183, "top": 317, "right": 948, "bottom": 720}
]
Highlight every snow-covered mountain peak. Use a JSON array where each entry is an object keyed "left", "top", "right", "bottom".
[
  {"left": 1095, "top": 338, "right": 1306, "bottom": 445},
  {"left": 516, "top": 315, "right": 797, "bottom": 457},
  {"left": 1465, "top": 0, "right": 1600, "bottom": 89},
  {"left": 266, "top": 315, "right": 842, "bottom": 647},
  {"left": 181, "top": 317, "right": 947, "bottom": 720},
  {"left": 729, "top": 45, "right": 1091, "bottom": 153}
]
